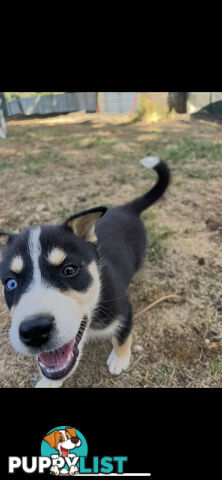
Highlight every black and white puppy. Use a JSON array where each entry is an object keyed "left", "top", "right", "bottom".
[{"left": 0, "top": 157, "right": 170, "bottom": 388}]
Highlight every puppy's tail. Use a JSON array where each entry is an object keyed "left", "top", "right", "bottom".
[{"left": 126, "top": 157, "right": 170, "bottom": 215}]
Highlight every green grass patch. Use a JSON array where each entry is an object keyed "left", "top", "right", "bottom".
[
  {"left": 56, "top": 204, "right": 92, "bottom": 219},
  {"left": 141, "top": 137, "right": 222, "bottom": 166},
  {"left": 24, "top": 155, "right": 49, "bottom": 166},
  {"left": 0, "top": 161, "right": 14, "bottom": 170},
  {"left": 164, "top": 138, "right": 222, "bottom": 163},
  {"left": 188, "top": 277, "right": 200, "bottom": 290},
  {"left": 24, "top": 151, "right": 67, "bottom": 167},
  {"left": 20, "top": 195, "right": 31, "bottom": 201},
  {"left": 183, "top": 227, "right": 196, "bottom": 234},
  {"left": 211, "top": 358, "right": 222, "bottom": 375},
  {"left": 142, "top": 210, "right": 157, "bottom": 221},
  {"left": 85, "top": 138, "right": 118, "bottom": 148},
  {"left": 154, "top": 365, "right": 174, "bottom": 385},
  {"left": 147, "top": 227, "right": 175, "bottom": 261},
  {"left": 24, "top": 167, "right": 42, "bottom": 175},
  {"left": 181, "top": 168, "right": 214, "bottom": 180}
]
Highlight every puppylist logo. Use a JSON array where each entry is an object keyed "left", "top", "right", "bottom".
[
  {"left": 8, "top": 425, "right": 131, "bottom": 476},
  {"left": 41, "top": 426, "right": 86, "bottom": 476}
]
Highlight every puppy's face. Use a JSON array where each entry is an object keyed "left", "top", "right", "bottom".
[
  {"left": 44, "top": 428, "right": 81, "bottom": 456},
  {"left": 0, "top": 207, "right": 106, "bottom": 382}
]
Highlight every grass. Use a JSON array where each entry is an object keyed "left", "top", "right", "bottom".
[
  {"left": 164, "top": 138, "right": 222, "bottom": 163},
  {"left": 24, "top": 167, "right": 42, "bottom": 175},
  {"left": 85, "top": 138, "right": 118, "bottom": 148},
  {"left": 211, "top": 359, "right": 222, "bottom": 375},
  {"left": 0, "top": 162, "right": 14, "bottom": 170},
  {"left": 141, "top": 137, "right": 222, "bottom": 165},
  {"left": 181, "top": 168, "right": 214, "bottom": 180},
  {"left": 0, "top": 111, "right": 222, "bottom": 388},
  {"left": 146, "top": 227, "right": 175, "bottom": 261},
  {"left": 25, "top": 155, "right": 50, "bottom": 165},
  {"left": 139, "top": 137, "right": 222, "bottom": 182}
]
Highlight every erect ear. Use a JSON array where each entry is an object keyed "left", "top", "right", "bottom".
[
  {"left": 44, "top": 430, "right": 58, "bottom": 448},
  {"left": 0, "top": 232, "right": 16, "bottom": 262},
  {"left": 64, "top": 206, "right": 107, "bottom": 243}
]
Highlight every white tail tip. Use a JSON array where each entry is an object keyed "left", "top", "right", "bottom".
[{"left": 140, "top": 156, "right": 160, "bottom": 169}]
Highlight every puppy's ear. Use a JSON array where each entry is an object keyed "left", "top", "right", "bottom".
[
  {"left": 66, "top": 427, "right": 81, "bottom": 447},
  {"left": 44, "top": 430, "right": 57, "bottom": 448},
  {"left": 64, "top": 206, "right": 107, "bottom": 243},
  {"left": 0, "top": 232, "right": 16, "bottom": 262},
  {"left": 65, "top": 427, "right": 77, "bottom": 437}
]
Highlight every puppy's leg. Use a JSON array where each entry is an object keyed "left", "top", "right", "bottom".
[
  {"left": 107, "top": 334, "right": 132, "bottom": 375},
  {"left": 35, "top": 375, "right": 64, "bottom": 388},
  {"left": 107, "top": 303, "right": 132, "bottom": 375}
]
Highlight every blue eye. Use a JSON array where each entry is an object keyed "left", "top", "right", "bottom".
[{"left": 5, "top": 278, "right": 18, "bottom": 291}]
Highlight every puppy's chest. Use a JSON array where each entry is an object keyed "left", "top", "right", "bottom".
[{"left": 87, "top": 315, "right": 122, "bottom": 341}]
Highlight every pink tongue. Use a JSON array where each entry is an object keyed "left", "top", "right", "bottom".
[
  {"left": 61, "top": 447, "right": 69, "bottom": 458},
  {"left": 39, "top": 339, "right": 75, "bottom": 367}
]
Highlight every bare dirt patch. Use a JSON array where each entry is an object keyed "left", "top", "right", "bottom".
[{"left": 0, "top": 111, "right": 222, "bottom": 388}]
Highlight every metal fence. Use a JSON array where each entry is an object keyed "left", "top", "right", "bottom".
[
  {"left": 3, "top": 92, "right": 222, "bottom": 119},
  {"left": 5, "top": 93, "right": 97, "bottom": 117},
  {"left": 4, "top": 92, "right": 140, "bottom": 117},
  {"left": 99, "top": 92, "right": 140, "bottom": 114}
]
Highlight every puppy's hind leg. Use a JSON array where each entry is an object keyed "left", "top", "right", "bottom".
[{"left": 107, "top": 303, "right": 132, "bottom": 375}]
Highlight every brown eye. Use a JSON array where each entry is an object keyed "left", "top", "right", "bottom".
[
  {"left": 59, "top": 436, "right": 63, "bottom": 441},
  {"left": 63, "top": 265, "right": 79, "bottom": 276}
]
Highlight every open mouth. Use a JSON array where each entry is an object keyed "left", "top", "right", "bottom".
[
  {"left": 37, "top": 319, "right": 87, "bottom": 380},
  {"left": 61, "top": 446, "right": 69, "bottom": 458}
]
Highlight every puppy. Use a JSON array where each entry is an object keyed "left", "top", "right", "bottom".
[
  {"left": 44, "top": 427, "right": 81, "bottom": 475},
  {"left": 0, "top": 157, "right": 170, "bottom": 387}
]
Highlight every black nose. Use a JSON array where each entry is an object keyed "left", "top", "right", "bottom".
[{"left": 19, "top": 315, "right": 54, "bottom": 347}]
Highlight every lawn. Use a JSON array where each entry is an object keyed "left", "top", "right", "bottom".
[{"left": 0, "top": 111, "right": 222, "bottom": 388}]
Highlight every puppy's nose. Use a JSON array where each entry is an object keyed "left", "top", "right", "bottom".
[
  {"left": 19, "top": 315, "right": 54, "bottom": 347},
  {"left": 71, "top": 437, "right": 80, "bottom": 444}
]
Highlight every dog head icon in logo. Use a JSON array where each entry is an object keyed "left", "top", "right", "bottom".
[
  {"left": 41, "top": 426, "right": 88, "bottom": 476},
  {"left": 45, "top": 427, "right": 80, "bottom": 459}
]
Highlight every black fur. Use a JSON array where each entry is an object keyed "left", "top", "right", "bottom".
[
  {"left": 0, "top": 229, "right": 33, "bottom": 309},
  {"left": 0, "top": 158, "right": 170, "bottom": 363},
  {"left": 39, "top": 225, "right": 96, "bottom": 292},
  {"left": 90, "top": 159, "right": 170, "bottom": 344}
]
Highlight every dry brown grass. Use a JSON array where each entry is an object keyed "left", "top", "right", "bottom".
[{"left": 0, "top": 111, "right": 222, "bottom": 388}]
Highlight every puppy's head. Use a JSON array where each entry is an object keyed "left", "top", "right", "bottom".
[
  {"left": 44, "top": 427, "right": 81, "bottom": 456},
  {"left": 0, "top": 207, "right": 106, "bottom": 382}
]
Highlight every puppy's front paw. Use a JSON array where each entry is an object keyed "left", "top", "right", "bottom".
[
  {"left": 35, "top": 377, "right": 64, "bottom": 388},
  {"left": 50, "top": 465, "right": 60, "bottom": 475},
  {"left": 70, "top": 465, "right": 79, "bottom": 475},
  {"left": 106, "top": 350, "right": 131, "bottom": 375}
]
